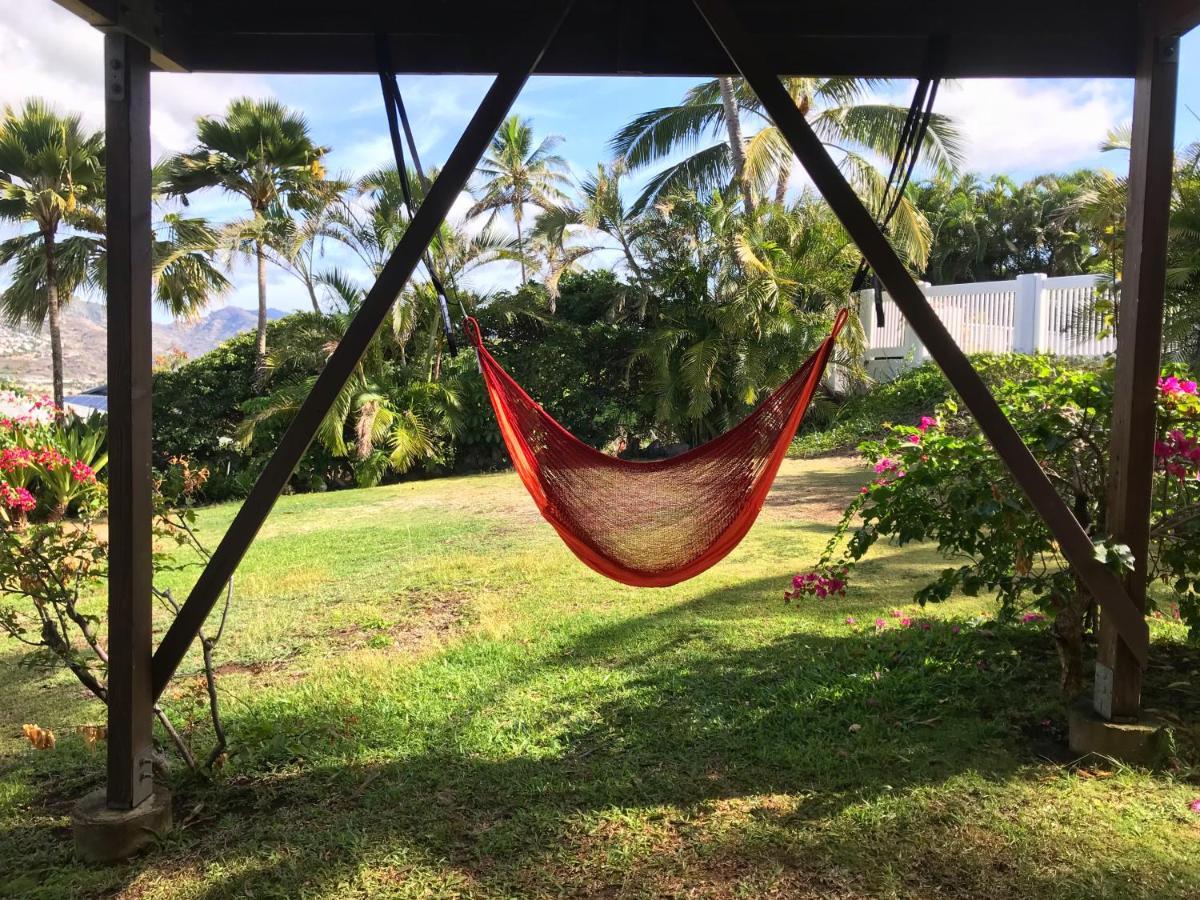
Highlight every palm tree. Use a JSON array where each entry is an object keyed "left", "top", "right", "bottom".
[
  {"left": 0, "top": 99, "right": 104, "bottom": 407},
  {"left": 336, "top": 165, "right": 515, "bottom": 360},
  {"left": 531, "top": 161, "right": 649, "bottom": 311},
  {"left": 261, "top": 180, "right": 349, "bottom": 314},
  {"left": 163, "top": 98, "right": 329, "bottom": 374},
  {"left": 626, "top": 191, "right": 858, "bottom": 443},
  {"left": 469, "top": 115, "right": 570, "bottom": 285},
  {"left": 239, "top": 277, "right": 463, "bottom": 485},
  {"left": 611, "top": 77, "right": 963, "bottom": 261}
]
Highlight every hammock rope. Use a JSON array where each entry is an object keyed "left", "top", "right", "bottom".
[{"left": 465, "top": 310, "right": 848, "bottom": 587}]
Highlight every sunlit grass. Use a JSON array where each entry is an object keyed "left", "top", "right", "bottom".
[{"left": 1, "top": 456, "right": 1198, "bottom": 899}]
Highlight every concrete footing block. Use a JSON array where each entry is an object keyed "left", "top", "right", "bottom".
[
  {"left": 1068, "top": 700, "right": 1168, "bottom": 765},
  {"left": 72, "top": 786, "right": 172, "bottom": 863}
]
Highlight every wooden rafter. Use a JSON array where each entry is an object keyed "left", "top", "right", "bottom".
[{"left": 49, "top": 0, "right": 1160, "bottom": 77}]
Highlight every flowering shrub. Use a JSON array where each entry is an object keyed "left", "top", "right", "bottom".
[
  {"left": 796, "top": 359, "right": 1200, "bottom": 697},
  {"left": 0, "top": 424, "right": 232, "bottom": 770},
  {"left": 0, "top": 393, "right": 106, "bottom": 523}
]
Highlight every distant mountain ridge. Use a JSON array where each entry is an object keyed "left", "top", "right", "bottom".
[{"left": 0, "top": 302, "right": 289, "bottom": 393}]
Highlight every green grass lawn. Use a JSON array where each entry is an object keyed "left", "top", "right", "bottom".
[{"left": 2, "top": 456, "right": 1199, "bottom": 898}]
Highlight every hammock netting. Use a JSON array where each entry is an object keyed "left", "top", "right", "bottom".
[{"left": 465, "top": 311, "right": 847, "bottom": 587}]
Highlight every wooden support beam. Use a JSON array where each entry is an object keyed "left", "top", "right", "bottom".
[
  {"left": 1157, "top": 0, "right": 1200, "bottom": 34},
  {"left": 693, "top": 0, "right": 1151, "bottom": 664},
  {"left": 1095, "top": 16, "right": 1180, "bottom": 720},
  {"left": 104, "top": 31, "right": 156, "bottom": 809},
  {"left": 148, "top": 1, "right": 576, "bottom": 701}
]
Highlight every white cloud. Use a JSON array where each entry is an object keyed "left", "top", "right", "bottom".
[
  {"left": 1, "top": 0, "right": 273, "bottom": 157},
  {"left": 930, "top": 79, "right": 1130, "bottom": 174}
]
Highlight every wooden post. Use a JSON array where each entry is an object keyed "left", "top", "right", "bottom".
[
  {"left": 692, "top": 0, "right": 1151, "bottom": 663},
  {"left": 104, "top": 31, "right": 156, "bottom": 809},
  {"left": 1095, "top": 17, "right": 1180, "bottom": 720}
]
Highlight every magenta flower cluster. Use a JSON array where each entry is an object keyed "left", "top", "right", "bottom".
[
  {"left": 0, "top": 482, "right": 35, "bottom": 513},
  {"left": 0, "top": 447, "right": 95, "bottom": 483},
  {"left": 1154, "top": 429, "right": 1200, "bottom": 482},
  {"left": 1159, "top": 375, "right": 1198, "bottom": 396},
  {"left": 785, "top": 570, "right": 848, "bottom": 600}
]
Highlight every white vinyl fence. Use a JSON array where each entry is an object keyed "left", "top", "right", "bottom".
[{"left": 859, "top": 273, "right": 1115, "bottom": 381}]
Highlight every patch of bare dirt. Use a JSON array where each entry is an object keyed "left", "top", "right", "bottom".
[
  {"left": 330, "top": 589, "right": 472, "bottom": 655},
  {"left": 763, "top": 457, "right": 867, "bottom": 525}
]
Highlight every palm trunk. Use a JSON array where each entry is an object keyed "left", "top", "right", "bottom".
[
  {"left": 774, "top": 157, "right": 792, "bottom": 206},
  {"left": 305, "top": 277, "right": 321, "bottom": 315},
  {"left": 616, "top": 229, "right": 647, "bottom": 287},
  {"left": 718, "top": 77, "right": 754, "bottom": 214},
  {"left": 43, "top": 230, "right": 65, "bottom": 409},
  {"left": 255, "top": 239, "right": 269, "bottom": 378},
  {"left": 515, "top": 212, "right": 527, "bottom": 285}
]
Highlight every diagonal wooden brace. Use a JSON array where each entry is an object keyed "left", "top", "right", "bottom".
[
  {"left": 150, "top": 1, "right": 577, "bottom": 700},
  {"left": 693, "top": 0, "right": 1149, "bottom": 665}
]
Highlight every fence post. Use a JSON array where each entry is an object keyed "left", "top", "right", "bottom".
[
  {"left": 1014, "top": 273, "right": 1048, "bottom": 353},
  {"left": 857, "top": 288, "right": 875, "bottom": 337},
  {"left": 903, "top": 281, "right": 931, "bottom": 366}
]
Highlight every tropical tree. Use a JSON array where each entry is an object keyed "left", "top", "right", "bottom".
[
  {"left": 1070, "top": 125, "right": 1200, "bottom": 362},
  {"left": 915, "top": 171, "right": 1104, "bottom": 283},
  {"left": 627, "top": 191, "right": 858, "bottom": 443},
  {"left": 611, "top": 77, "right": 963, "bottom": 265},
  {"left": 261, "top": 179, "right": 349, "bottom": 314},
  {"left": 532, "top": 161, "right": 648, "bottom": 307},
  {"left": 239, "top": 275, "right": 463, "bottom": 485},
  {"left": 469, "top": 115, "right": 570, "bottom": 285},
  {"left": 0, "top": 100, "right": 104, "bottom": 407},
  {"left": 336, "top": 165, "right": 515, "bottom": 363},
  {"left": 163, "top": 98, "right": 330, "bottom": 373}
]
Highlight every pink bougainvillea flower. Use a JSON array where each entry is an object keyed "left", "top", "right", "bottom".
[
  {"left": 0, "top": 448, "right": 34, "bottom": 473},
  {"left": 874, "top": 457, "right": 899, "bottom": 475},
  {"left": 0, "top": 483, "right": 35, "bottom": 512},
  {"left": 906, "top": 433, "right": 921, "bottom": 444},
  {"left": 1189, "top": 798, "right": 1200, "bottom": 814},
  {"left": 890, "top": 609, "right": 902, "bottom": 618},
  {"left": 951, "top": 625, "right": 961, "bottom": 635},
  {"left": 1021, "top": 613, "right": 1046, "bottom": 624},
  {"left": 920, "top": 621, "right": 932, "bottom": 631},
  {"left": 874, "top": 618, "right": 886, "bottom": 631},
  {"left": 845, "top": 617, "right": 856, "bottom": 626},
  {"left": 900, "top": 617, "right": 912, "bottom": 628},
  {"left": 917, "top": 416, "right": 938, "bottom": 431}
]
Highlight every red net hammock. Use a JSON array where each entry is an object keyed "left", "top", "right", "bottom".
[{"left": 464, "top": 309, "right": 848, "bottom": 587}]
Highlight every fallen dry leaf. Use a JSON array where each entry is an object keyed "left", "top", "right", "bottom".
[{"left": 22, "top": 724, "right": 55, "bottom": 751}]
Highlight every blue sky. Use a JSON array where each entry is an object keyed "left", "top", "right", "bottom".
[{"left": 3, "top": 1, "right": 1199, "bottom": 318}]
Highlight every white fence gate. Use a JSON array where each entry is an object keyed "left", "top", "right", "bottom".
[{"left": 859, "top": 273, "right": 1116, "bottom": 381}]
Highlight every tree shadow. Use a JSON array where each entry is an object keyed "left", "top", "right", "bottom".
[{"left": 5, "top": 576, "right": 1198, "bottom": 897}]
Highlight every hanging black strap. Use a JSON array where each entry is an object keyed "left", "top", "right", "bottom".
[
  {"left": 853, "top": 36, "right": 947, "bottom": 328},
  {"left": 376, "top": 35, "right": 459, "bottom": 357}
]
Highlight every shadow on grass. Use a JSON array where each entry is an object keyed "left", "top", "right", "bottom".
[{"left": 4, "top": 577, "right": 1198, "bottom": 898}]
